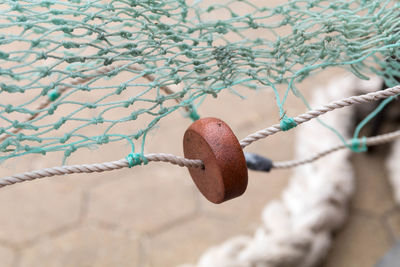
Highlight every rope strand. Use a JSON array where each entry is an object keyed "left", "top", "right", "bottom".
[
  {"left": 0, "top": 154, "right": 203, "bottom": 188},
  {"left": 1, "top": 85, "right": 399, "bottom": 188},
  {"left": 272, "top": 130, "right": 400, "bottom": 169},
  {"left": 239, "top": 85, "right": 400, "bottom": 148}
]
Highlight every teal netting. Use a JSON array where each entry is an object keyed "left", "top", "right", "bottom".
[{"left": 0, "top": 0, "right": 399, "bottom": 163}]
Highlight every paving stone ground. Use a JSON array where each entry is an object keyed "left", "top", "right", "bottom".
[
  {"left": 19, "top": 224, "right": 140, "bottom": 267},
  {"left": 321, "top": 148, "right": 399, "bottom": 267},
  {"left": 377, "top": 241, "right": 400, "bottom": 267},
  {"left": 0, "top": 246, "right": 15, "bottom": 267}
]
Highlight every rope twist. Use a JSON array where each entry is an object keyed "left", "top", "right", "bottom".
[{"left": 1, "top": 84, "right": 399, "bottom": 189}]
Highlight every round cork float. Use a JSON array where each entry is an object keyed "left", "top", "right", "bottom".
[{"left": 183, "top": 117, "right": 248, "bottom": 204}]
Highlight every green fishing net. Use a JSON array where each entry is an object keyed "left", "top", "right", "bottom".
[{"left": 0, "top": 0, "right": 399, "bottom": 163}]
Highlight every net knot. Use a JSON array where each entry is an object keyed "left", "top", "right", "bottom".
[
  {"left": 47, "top": 90, "right": 60, "bottom": 101},
  {"left": 126, "top": 153, "right": 148, "bottom": 168},
  {"left": 189, "top": 109, "right": 200, "bottom": 121},
  {"left": 280, "top": 115, "right": 297, "bottom": 131},
  {"left": 350, "top": 136, "right": 368, "bottom": 153}
]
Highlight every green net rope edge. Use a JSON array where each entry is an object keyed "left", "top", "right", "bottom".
[{"left": 0, "top": 0, "right": 399, "bottom": 164}]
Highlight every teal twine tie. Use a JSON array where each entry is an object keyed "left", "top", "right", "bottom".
[
  {"left": 280, "top": 115, "right": 297, "bottom": 131},
  {"left": 350, "top": 136, "right": 368, "bottom": 153},
  {"left": 126, "top": 153, "right": 149, "bottom": 168}
]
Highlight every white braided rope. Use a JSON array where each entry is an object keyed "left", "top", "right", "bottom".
[
  {"left": 239, "top": 84, "right": 400, "bottom": 148},
  {"left": 0, "top": 80, "right": 399, "bottom": 189},
  {"left": 273, "top": 129, "right": 400, "bottom": 169},
  {"left": 179, "top": 75, "right": 368, "bottom": 267},
  {"left": 0, "top": 154, "right": 202, "bottom": 188}
]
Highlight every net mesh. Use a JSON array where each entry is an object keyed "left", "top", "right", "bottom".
[{"left": 0, "top": 0, "right": 399, "bottom": 163}]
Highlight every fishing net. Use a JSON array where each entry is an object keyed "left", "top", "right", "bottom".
[{"left": 0, "top": 0, "right": 399, "bottom": 164}]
